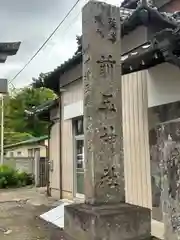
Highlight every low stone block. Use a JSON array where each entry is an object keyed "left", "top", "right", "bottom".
[{"left": 64, "top": 203, "right": 151, "bottom": 240}]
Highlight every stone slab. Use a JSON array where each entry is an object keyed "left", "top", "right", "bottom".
[
  {"left": 156, "top": 121, "right": 180, "bottom": 240},
  {"left": 82, "top": 1, "right": 124, "bottom": 204},
  {"left": 64, "top": 203, "right": 151, "bottom": 240}
]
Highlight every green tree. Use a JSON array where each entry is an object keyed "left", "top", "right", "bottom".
[
  {"left": 3, "top": 87, "right": 56, "bottom": 145},
  {"left": 32, "top": 73, "right": 48, "bottom": 89}
]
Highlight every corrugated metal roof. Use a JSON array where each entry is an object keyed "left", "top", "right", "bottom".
[
  {"left": 33, "top": 99, "right": 58, "bottom": 114},
  {"left": 4, "top": 135, "right": 48, "bottom": 149}
]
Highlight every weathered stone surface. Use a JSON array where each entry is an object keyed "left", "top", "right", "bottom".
[
  {"left": 157, "top": 120, "right": 180, "bottom": 240},
  {"left": 82, "top": 1, "right": 124, "bottom": 205},
  {"left": 149, "top": 102, "right": 180, "bottom": 223},
  {"left": 64, "top": 203, "right": 151, "bottom": 240}
]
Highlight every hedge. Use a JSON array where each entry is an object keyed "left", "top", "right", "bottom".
[{"left": 0, "top": 165, "right": 34, "bottom": 188}]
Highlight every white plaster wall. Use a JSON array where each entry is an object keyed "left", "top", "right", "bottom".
[
  {"left": 5, "top": 144, "right": 47, "bottom": 158},
  {"left": 147, "top": 63, "right": 180, "bottom": 107},
  {"left": 44, "top": 139, "right": 48, "bottom": 146},
  {"left": 64, "top": 101, "right": 83, "bottom": 120},
  {"left": 122, "top": 71, "right": 152, "bottom": 209},
  {"left": 62, "top": 80, "right": 83, "bottom": 106}
]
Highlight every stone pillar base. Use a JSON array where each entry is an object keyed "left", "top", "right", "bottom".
[{"left": 64, "top": 203, "right": 151, "bottom": 240}]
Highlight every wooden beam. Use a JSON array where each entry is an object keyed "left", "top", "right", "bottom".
[{"left": 122, "top": 28, "right": 180, "bottom": 74}]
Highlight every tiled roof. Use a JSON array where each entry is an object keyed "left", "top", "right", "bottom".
[
  {"left": 121, "top": 4, "right": 180, "bottom": 36},
  {"left": 43, "top": 53, "right": 81, "bottom": 94},
  {"left": 121, "top": 0, "right": 139, "bottom": 9},
  {"left": 120, "top": 0, "right": 171, "bottom": 9},
  {"left": 44, "top": 1, "right": 180, "bottom": 93},
  {"left": 33, "top": 99, "right": 58, "bottom": 115},
  {"left": 25, "top": 99, "right": 59, "bottom": 121}
]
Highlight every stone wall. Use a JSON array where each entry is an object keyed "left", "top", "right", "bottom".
[
  {"left": 157, "top": 121, "right": 180, "bottom": 239},
  {"left": 4, "top": 157, "right": 34, "bottom": 174},
  {"left": 149, "top": 101, "right": 180, "bottom": 239}
]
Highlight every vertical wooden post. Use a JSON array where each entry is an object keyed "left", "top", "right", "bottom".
[{"left": 122, "top": 72, "right": 152, "bottom": 208}]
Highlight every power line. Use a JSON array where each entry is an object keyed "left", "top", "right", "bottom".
[
  {"left": 62, "top": 0, "right": 88, "bottom": 36},
  {"left": 9, "top": 0, "right": 82, "bottom": 86},
  {"left": 9, "top": 0, "right": 86, "bottom": 92}
]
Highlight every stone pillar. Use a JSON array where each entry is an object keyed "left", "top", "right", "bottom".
[
  {"left": 64, "top": 2, "right": 151, "bottom": 239},
  {"left": 83, "top": 0, "right": 124, "bottom": 205},
  {"left": 157, "top": 120, "right": 180, "bottom": 240}
]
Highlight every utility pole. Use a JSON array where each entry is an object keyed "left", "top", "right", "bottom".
[{"left": 1, "top": 94, "right": 4, "bottom": 164}]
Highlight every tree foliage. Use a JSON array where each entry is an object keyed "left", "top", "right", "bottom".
[
  {"left": 5, "top": 36, "right": 81, "bottom": 146},
  {"left": 75, "top": 35, "right": 82, "bottom": 55},
  {"left": 3, "top": 87, "right": 56, "bottom": 145},
  {"left": 32, "top": 72, "right": 48, "bottom": 89}
]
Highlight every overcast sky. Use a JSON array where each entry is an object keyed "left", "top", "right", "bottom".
[{"left": 0, "top": 0, "right": 121, "bottom": 89}]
